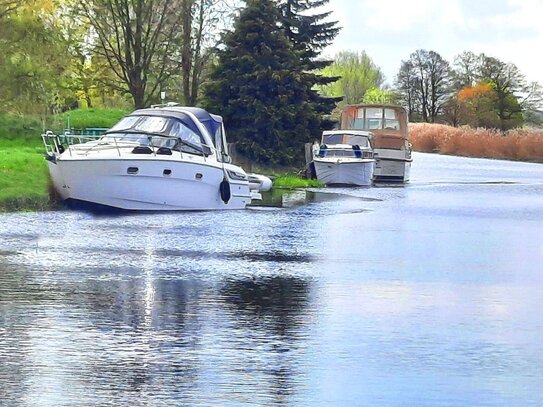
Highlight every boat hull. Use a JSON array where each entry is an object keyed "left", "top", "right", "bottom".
[
  {"left": 373, "top": 148, "right": 412, "bottom": 182},
  {"left": 47, "top": 158, "right": 252, "bottom": 210},
  {"left": 313, "top": 159, "right": 374, "bottom": 186}
]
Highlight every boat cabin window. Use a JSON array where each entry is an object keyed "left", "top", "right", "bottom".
[
  {"left": 348, "top": 108, "right": 401, "bottom": 131},
  {"left": 322, "top": 134, "right": 344, "bottom": 144},
  {"left": 384, "top": 108, "right": 400, "bottom": 130}
]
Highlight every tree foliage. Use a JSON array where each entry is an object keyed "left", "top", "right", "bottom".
[
  {"left": 448, "top": 52, "right": 541, "bottom": 130},
  {"left": 203, "top": 0, "right": 318, "bottom": 166},
  {"left": 395, "top": 49, "right": 451, "bottom": 123},
  {"left": 78, "top": 0, "right": 183, "bottom": 108},
  {"left": 279, "top": 0, "right": 341, "bottom": 129},
  {"left": 317, "top": 51, "right": 384, "bottom": 105},
  {"left": 0, "top": 0, "right": 71, "bottom": 114}
]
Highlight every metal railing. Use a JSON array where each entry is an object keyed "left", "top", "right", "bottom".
[{"left": 42, "top": 131, "right": 219, "bottom": 162}]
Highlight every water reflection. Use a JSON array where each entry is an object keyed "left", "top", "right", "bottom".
[{"left": 1, "top": 153, "right": 543, "bottom": 405}]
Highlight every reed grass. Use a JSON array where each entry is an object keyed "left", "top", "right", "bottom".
[{"left": 409, "top": 123, "right": 543, "bottom": 162}]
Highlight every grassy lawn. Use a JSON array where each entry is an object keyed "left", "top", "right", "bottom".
[
  {"left": 0, "top": 138, "right": 51, "bottom": 211},
  {"left": 0, "top": 108, "right": 128, "bottom": 211}
]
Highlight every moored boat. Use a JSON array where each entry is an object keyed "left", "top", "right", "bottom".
[
  {"left": 340, "top": 104, "right": 412, "bottom": 182},
  {"left": 312, "top": 130, "right": 375, "bottom": 186},
  {"left": 42, "top": 104, "right": 270, "bottom": 211}
]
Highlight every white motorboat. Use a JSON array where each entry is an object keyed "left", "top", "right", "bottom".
[
  {"left": 341, "top": 104, "right": 412, "bottom": 182},
  {"left": 42, "top": 104, "right": 270, "bottom": 211},
  {"left": 312, "top": 130, "right": 375, "bottom": 186}
]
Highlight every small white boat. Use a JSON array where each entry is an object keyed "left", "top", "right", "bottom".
[
  {"left": 312, "top": 130, "right": 375, "bottom": 186},
  {"left": 341, "top": 104, "right": 412, "bottom": 182},
  {"left": 42, "top": 104, "right": 270, "bottom": 211}
]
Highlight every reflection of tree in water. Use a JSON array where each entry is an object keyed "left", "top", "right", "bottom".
[
  {"left": 72, "top": 277, "right": 203, "bottom": 398},
  {"left": 219, "top": 276, "right": 312, "bottom": 405},
  {"left": 0, "top": 264, "right": 35, "bottom": 404}
]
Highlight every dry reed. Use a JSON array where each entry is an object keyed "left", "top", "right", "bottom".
[{"left": 409, "top": 123, "right": 543, "bottom": 162}]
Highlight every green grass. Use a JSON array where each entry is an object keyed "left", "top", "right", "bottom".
[
  {"left": 273, "top": 175, "right": 324, "bottom": 189},
  {"left": 61, "top": 108, "right": 128, "bottom": 130},
  {"left": 0, "top": 108, "right": 129, "bottom": 211},
  {"left": 0, "top": 139, "right": 51, "bottom": 211}
]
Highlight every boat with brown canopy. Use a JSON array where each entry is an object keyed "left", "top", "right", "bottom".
[{"left": 340, "top": 104, "right": 412, "bottom": 182}]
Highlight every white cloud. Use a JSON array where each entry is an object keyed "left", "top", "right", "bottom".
[{"left": 325, "top": 0, "right": 543, "bottom": 86}]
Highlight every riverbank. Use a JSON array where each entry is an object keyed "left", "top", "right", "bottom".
[
  {"left": 0, "top": 111, "right": 319, "bottom": 211},
  {"left": 0, "top": 110, "right": 127, "bottom": 212},
  {"left": 410, "top": 123, "right": 543, "bottom": 163}
]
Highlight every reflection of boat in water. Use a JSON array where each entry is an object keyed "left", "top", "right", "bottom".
[
  {"left": 341, "top": 104, "right": 412, "bottom": 182},
  {"left": 42, "top": 104, "right": 271, "bottom": 210},
  {"left": 312, "top": 130, "right": 375, "bottom": 186}
]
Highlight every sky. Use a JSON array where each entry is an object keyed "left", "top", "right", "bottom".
[{"left": 324, "top": 0, "right": 543, "bottom": 87}]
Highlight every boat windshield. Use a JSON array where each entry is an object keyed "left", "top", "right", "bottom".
[
  {"left": 322, "top": 134, "right": 370, "bottom": 147},
  {"left": 347, "top": 107, "right": 401, "bottom": 131},
  {"left": 103, "top": 115, "right": 210, "bottom": 155}
]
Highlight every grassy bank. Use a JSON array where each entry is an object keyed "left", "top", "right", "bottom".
[
  {"left": 410, "top": 123, "right": 543, "bottom": 162},
  {"left": 272, "top": 175, "right": 323, "bottom": 189},
  {"left": 0, "top": 109, "right": 128, "bottom": 211}
]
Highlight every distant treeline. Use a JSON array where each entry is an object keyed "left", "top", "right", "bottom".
[{"left": 2, "top": 0, "right": 542, "bottom": 167}]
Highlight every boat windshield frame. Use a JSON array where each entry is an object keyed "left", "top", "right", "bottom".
[
  {"left": 103, "top": 114, "right": 214, "bottom": 156},
  {"left": 101, "top": 129, "right": 212, "bottom": 156},
  {"left": 322, "top": 134, "right": 370, "bottom": 147}
]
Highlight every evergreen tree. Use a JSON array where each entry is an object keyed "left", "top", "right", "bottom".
[
  {"left": 203, "top": 0, "right": 318, "bottom": 166},
  {"left": 279, "top": 0, "right": 342, "bottom": 130}
]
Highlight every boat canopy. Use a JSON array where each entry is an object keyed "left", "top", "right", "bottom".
[{"left": 340, "top": 105, "right": 408, "bottom": 139}]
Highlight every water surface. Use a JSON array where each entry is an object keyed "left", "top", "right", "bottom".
[{"left": 1, "top": 152, "right": 543, "bottom": 406}]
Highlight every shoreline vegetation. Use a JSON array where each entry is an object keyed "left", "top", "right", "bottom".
[
  {"left": 410, "top": 123, "right": 543, "bottom": 163},
  {"left": 0, "top": 109, "right": 542, "bottom": 212}
]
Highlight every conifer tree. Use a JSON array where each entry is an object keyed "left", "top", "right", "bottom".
[
  {"left": 280, "top": 0, "right": 342, "bottom": 129},
  {"left": 203, "top": 0, "right": 318, "bottom": 166}
]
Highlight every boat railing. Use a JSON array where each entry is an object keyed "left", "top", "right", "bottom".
[{"left": 42, "top": 131, "right": 218, "bottom": 162}]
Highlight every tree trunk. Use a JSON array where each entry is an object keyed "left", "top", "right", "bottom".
[{"left": 181, "top": 0, "right": 193, "bottom": 105}]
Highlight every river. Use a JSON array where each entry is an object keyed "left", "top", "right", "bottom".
[{"left": 1, "top": 152, "right": 542, "bottom": 406}]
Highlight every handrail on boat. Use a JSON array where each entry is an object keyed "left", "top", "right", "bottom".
[{"left": 41, "top": 131, "right": 219, "bottom": 161}]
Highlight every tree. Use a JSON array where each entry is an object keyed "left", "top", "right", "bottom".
[
  {"left": 451, "top": 51, "right": 482, "bottom": 90},
  {"left": 179, "top": 0, "right": 232, "bottom": 106},
  {"left": 450, "top": 52, "right": 542, "bottom": 130},
  {"left": 395, "top": 49, "right": 451, "bottom": 123},
  {"left": 279, "top": 0, "right": 341, "bottom": 129},
  {"left": 79, "top": 0, "right": 183, "bottom": 108},
  {"left": 317, "top": 51, "right": 384, "bottom": 105},
  {"left": 0, "top": 0, "right": 71, "bottom": 114},
  {"left": 203, "top": 0, "right": 318, "bottom": 166},
  {"left": 362, "top": 87, "right": 399, "bottom": 104},
  {"left": 456, "top": 82, "right": 500, "bottom": 128},
  {"left": 478, "top": 55, "right": 533, "bottom": 130},
  {"left": 0, "top": 0, "right": 18, "bottom": 19},
  {"left": 395, "top": 59, "right": 420, "bottom": 120}
]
